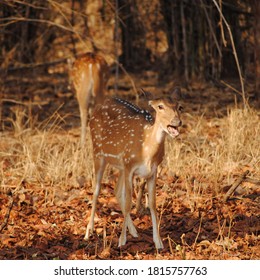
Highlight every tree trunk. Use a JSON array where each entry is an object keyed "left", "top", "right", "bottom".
[
  {"left": 118, "top": 0, "right": 147, "bottom": 71},
  {"left": 180, "top": 0, "right": 189, "bottom": 83},
  {"left": 252, "top": 0, "right": 260, "bottom": 105}
]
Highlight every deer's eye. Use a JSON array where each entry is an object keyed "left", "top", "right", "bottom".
[
  {"left": 178, "top": 105, "right": 184, "bottom": 112},
  {"left": 158, "top": 104, "right": 164, "bottom": 110}
]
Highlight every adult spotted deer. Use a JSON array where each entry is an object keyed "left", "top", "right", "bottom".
[
  {"left": 85, "top": 89, "right": 182, "bottom": 249},
  {"left": 70, "top": 52, "right": 108, "bottom": 146}
]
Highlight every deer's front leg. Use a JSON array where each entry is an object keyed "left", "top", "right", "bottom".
[
  {"left": 84, "top": 158, "right": 105, "bottom": 240},
  {"left": 147, "top": 172, "right": 163, "bottom": 249}
]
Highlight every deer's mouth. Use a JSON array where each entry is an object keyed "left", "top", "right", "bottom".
[{"left": 167, "top": 125, "right": 179, "bottom": 138}]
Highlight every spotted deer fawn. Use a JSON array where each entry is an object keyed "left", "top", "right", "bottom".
[
  {"left": 70, "top": 52, "right": 108, "bottom": 146},
  {"left": 85, "top": 89, "right": 182, "bottom": 249}
]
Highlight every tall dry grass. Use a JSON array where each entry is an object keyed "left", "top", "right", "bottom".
[
  {"left": 166, "top": 107, "right": 260, "bottom": 202},
  {"left": 0, "top": 108, "right": 93, "bottom": 202},
  {"left": 0, "top": 105, "right": 259, "bottom": 205}
]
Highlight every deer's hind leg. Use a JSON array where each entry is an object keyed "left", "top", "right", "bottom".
[{"left": 116, "top": 169, "right": 138, "bottom": 247}]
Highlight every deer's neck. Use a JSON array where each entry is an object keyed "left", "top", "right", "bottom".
[{"left": 142, "top": 120, "right": 166, "bottom": 162}]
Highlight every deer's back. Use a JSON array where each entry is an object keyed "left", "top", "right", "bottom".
[{"left": 90, "top": 98, "right": 153, "bottom": 166}]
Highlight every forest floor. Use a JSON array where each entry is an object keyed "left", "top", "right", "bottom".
[{"left": 0, "top": 68, "right": 259, "bottom": 259}]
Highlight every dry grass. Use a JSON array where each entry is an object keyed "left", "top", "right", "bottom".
[
  {"left": 166, "top": 107, "right": 259, "bottom": 197},
  {"left": 1, "top": 104, "right": 259, "bottom": 203},
  {"left": 0, "top": 104, "right": 260, "bottom": 196},
  {"left": 0, "top": 109, "right": 93, "bottom": 201}
]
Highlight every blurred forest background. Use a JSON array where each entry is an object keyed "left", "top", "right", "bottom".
[{"left": 0, "top": 0, "right": 259, "bottom": 105}]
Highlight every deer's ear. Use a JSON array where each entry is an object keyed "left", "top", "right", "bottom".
[
  {"left": 171, "top": 87, "right": 182, "bottom": 101},
  {"left": 148, "top": 99, "right": 155, "bottom": 108},
  {"left": 139, "top": 88, "right": 153, "bottom": 101}
]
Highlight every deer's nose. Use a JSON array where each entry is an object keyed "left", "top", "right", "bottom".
[{"left": 172, "top": 118, "right": 182, "bottom": 127}]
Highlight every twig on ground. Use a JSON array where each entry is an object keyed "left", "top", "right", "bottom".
[
  {"left": 244, "top": 177, "right": 260, "bottom": 185},
  {"left": 193, "top": 214, "right": 203, "bottom": 249},
  {"left": 223, "top": 170, "right": 250, "bottom": 202},
  {"left": 0, "top": 193, "right": 14, "bottom": 233}
]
